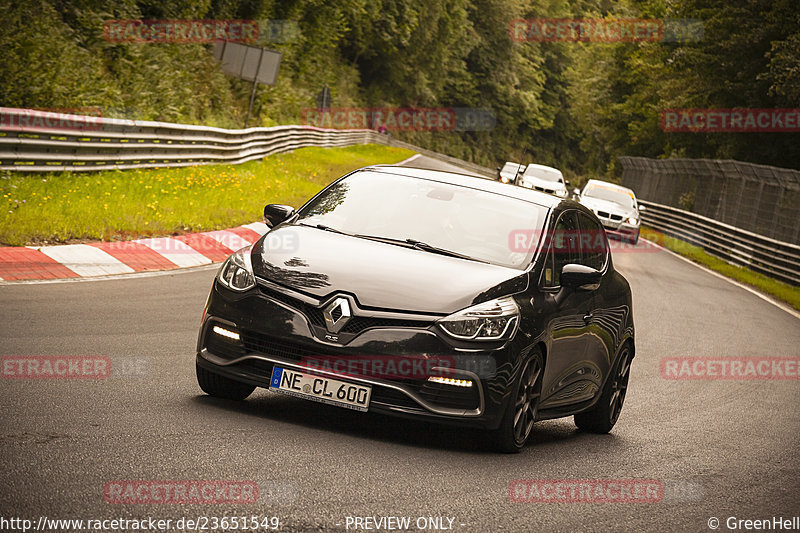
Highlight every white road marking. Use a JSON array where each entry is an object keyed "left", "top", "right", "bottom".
[
  {"left": 203, "top": 230, "right": 251, "bottom": 251},
  {"left": 0, "top": 263, "right": 219, "bottom": 285},
  {"left": 242, "top": 222, "right": 269, "bottom": 235},
  {"left": 135, "top": 237, "right": 211, "bottom": 267},
  {"left": 397, "top": 153, "right": 421, "bottom": 165},
  {"left": 37, "top": 244, "right": 135, "bottom": 277}
]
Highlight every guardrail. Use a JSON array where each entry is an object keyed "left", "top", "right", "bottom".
[
  {"left": 0, "top": 107, "right": 496, "bottom": 178},
  {"left": 0, "top": 107, "right": 376, "bottom": 172},
  {"left": 640, "top": 200, "right": 800, "bottom": 286}
]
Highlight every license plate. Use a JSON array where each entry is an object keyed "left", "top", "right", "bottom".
[{"left": 269, "top": 366, "right": 371, "bottom": 412}]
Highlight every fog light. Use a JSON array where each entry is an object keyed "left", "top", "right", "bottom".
[
  {"left": 212, "top": 325, "right": 240, "bottom": 341},
  {"left": 428, "top": 376, "right": 473, "bottom": 388}
]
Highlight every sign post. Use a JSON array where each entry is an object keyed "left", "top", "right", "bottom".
[{"left": 212, "top": 41, "right": 282, "bottom": 128}]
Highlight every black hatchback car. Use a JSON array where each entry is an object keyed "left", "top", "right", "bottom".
[{"left": 196, "top": 166, "right": 635, "bottom": 452}]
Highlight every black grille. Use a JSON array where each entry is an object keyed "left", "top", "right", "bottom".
[
  {"left": 370, "top": 387, "right": 422, "bottom": 409},
  {"left": 610, "top": 214, "right": 624, "bottom": 221},
  {"left": 303, "top": 307, "right": 325, "bottom": 327},
  {"left": 339, "top": 316, "right": 431, "bottom": 334},
  {"left": 241, "top": 330, "right": 340, "bottom": 362},
  {"left": 258, "top": 286, "right": 432, "bottom": 335},
  {"left": 259, "top": 285, "right": 302, "bottom": 308},
  {"left": 597, "top": 210, "right": 610, "bottom": 218},
  {"left": 418, "top": 380, "right": 480, "bottom": 410},
  {"left": 236, "top": 358, "right": 275, "bottom": 380}
]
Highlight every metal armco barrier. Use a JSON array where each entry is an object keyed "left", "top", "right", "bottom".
[
  {"left": 640, "top": 200, "right": 800, "bottom": 286},
  {"left": 0, "top": 107, "right": 376, "bottom": 172},
  {"left": 0, "top": 107, "right": 496, "bottom": 177}
]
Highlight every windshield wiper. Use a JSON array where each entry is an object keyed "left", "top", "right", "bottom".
[
  {"left": 354, "top": 234, "right": 488, "bottom": 264},
  {"left": 298, "top": 222, "right": 351, "bottom": 236}
]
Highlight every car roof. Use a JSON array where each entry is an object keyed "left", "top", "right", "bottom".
[
  {"left": 362, "top": 165, "right": 562, "bottom": 209},
  {"left": 522, "top": 163, "right": 562, "bottom": 176}
]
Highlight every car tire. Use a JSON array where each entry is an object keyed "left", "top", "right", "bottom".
[
  {"left": 196, "top": 362, "right": 255, "bottom": 400},
  {"left": 574, "top": 343, "right": 632, "bottom": 433},
  {"left": 490, "top": 349, "right": 544, "bottom": 453},
  {"left": 630, "top": 234, "right": 639, "bottom": 245}
]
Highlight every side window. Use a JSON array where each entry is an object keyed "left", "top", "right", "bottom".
[
  {"left": 578, "top": 212, "right": 608, "bottom": 271},
  {"left": 543, "top": 211, "right": 580, "bottom": 288}
]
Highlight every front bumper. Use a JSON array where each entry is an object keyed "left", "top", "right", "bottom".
[
  {"left": 604, "top": 224, "right": 639, "bottom": 241},
  {"left": 594, "top": 215, "right": 639, "bottom": 241},
  {"left": 196, "top": 279, "right": 522, "bottom": 429}
]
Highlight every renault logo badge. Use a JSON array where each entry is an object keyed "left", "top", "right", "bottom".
[{"left": 323, "top": 297, "right": 351, "bottom": 333}]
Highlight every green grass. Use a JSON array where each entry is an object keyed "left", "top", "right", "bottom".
[
  {"left": 641, "top": 226, "right": 800, "bottom": 311},
  {"left": 0, "top": 144, "right": 414, "bottom": 246}
]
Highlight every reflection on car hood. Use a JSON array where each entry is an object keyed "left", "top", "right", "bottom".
[
  {"left": 252, "top": 225, "right": 527, "bottom": 314},
  {"left": 579, "top": 196, "right": 635, "bottom": 218}
]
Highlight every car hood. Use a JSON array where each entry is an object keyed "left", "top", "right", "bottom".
[
  {"left": 579, "top": 196, "right": 635, "bottom": 218},
  {"left": 521, "top": 175, "right": 566, "bottom": 192},
  {"left": 251, "top": 225, "right": 528, "bottom": 314}
]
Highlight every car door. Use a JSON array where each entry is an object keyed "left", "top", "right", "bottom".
[
  {"left": 578, "top": 211, "right": 626, "bottom": 379},
  {"left": 538, "top": 209, "right": 597, "bottom": 409}
]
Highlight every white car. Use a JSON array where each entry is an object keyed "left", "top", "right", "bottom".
[
  {"left": 496, "top": 161, "right": 523, "bottom": 184},
  {"left": 517, "top": 164, "right": 569, "bottom": 198},
  {"left": 578, "top": 179, "right": 645, "bottom": 244}
]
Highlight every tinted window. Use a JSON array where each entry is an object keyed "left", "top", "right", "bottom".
[
  {"left": 543, "top": 211, "right": 580, "bottom": 287},
  {"left": 298, "top": 171, "right": 548, "bottom": 269},
  {"left": 578, "top": 212, "right": 608, "bottom": 271}
]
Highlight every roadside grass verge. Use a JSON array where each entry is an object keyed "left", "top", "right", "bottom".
[
  {"left": 0, "top": 144, "right": 414, "bottom": 246},
  {"left": 641, "top": 226, "right": 800, "bottom": 311}
]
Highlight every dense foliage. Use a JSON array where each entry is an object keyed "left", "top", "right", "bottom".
[{"left": 1, "top": 0, "right": 798, "bottom": 175}]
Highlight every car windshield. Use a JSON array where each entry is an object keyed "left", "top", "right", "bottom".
[
  {"left": 501, "top": 163, "right": 519, "bottom": 173},
  {"left": 296, "top": 171, "right": 547, "bottom": 269},
  {"left": 583, "top": 184, "right": 635, "bottom": 209},
  {"left": 523, "top": 167, "right": 562, "bottom": 182}
]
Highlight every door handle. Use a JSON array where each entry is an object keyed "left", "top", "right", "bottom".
[{"left": 583, "top": 313, "right": 593, "bottom": 323}]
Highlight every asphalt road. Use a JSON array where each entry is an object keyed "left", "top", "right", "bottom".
[{"left": 1, "top": 155, "right": 799, "bottom": 533}]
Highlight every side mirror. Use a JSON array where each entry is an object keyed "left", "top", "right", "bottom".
[
  {"left": 263, "top": 204, "right": 295, "bottom": 228},
  {"left": 638, "top": 204, "right": 646, "bottom": 212},
  {"left": 561, "top": 264, "right": 602, "bottom": 290},
  {"left": 564, "top": 179, "right": 571, "bottom": 187}
]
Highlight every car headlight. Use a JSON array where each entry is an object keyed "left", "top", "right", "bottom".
[
  {"left": 438, "top": 296, "right": 519, "bottom": 341},
  {"left": 626, "top": 216, "right": 639, "bottom": 225},
  {"left": 217, "top": 245, "right": 255, "bottom": 292}
]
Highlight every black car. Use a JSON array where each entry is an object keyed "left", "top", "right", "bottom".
[{"left": 196, "top": 165, "right": 635, "bottom": 452}]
